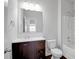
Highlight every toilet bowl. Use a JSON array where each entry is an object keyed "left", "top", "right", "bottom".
[
  {"left": 51, "top": 48, "right": 62, "bottom": 59},
  {"left": 46, "top": 40, "right": 62, "bottom": 59}
]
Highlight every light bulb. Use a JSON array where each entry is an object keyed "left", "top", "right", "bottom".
[
  {"left": 21, "top": 2, "right": 42, "bottom": 11},
  {"left": 35, "top": 4, "right": 42, "bottom": 11}
]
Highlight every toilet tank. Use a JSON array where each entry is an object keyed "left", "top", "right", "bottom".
[{"left": 46, "top": 39, "right": 56, "bottom": 49}]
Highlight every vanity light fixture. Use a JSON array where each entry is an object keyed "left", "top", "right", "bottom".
[{"left": 20, "top": 2, "right": 42, "bottom": 11}]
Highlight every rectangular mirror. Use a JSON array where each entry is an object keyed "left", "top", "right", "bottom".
[
  {"left": 19, "top": 9, "right": 43, "bottom": 33},
  {"left": 22, "top": 9, "right": 43, "bottom": 33},
  {"left": 18, "top": 7, "right": 43, "bottom": 38}
]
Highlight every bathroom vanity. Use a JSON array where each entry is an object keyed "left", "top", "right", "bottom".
[
  {"left": 12, "top": 40, "right": 45, "bottom": 59},
  {"left": 12, "top": 2, "right": 46, "bottom": 59}
]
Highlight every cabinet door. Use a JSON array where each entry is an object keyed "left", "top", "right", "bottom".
[
  {"left": 19, "top": 42, "right": 37, "bottom": 59},
  {"left": 12, "top": 40, "right": 45, "bottom": 59},
  {"left": 12, "top": 42, "right": 32, "bottom": 59},
  {"left": 36, "top": 41, "right": 45, "bottom": 59}
]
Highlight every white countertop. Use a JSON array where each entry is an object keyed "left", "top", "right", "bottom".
[{"left": 12, "top": 37, "right": 45, "bottom": 43}]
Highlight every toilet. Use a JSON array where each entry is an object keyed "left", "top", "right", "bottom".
[{"left": 47, "top": 40, "right": 62, "bottom": 59}]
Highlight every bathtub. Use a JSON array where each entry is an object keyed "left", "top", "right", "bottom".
[{"left": 62, "top": 45, "right": 75, "bottom": 59}]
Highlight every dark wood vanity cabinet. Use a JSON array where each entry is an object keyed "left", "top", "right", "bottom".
[{"left": 12, "top": 40, "right": 45, "bottom": 59}]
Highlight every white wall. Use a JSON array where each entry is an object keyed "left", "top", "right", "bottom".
[
  {"left": 41, "top": 0, "right": 58, "bottom": 40},
  {"left": 4, "top": 0, "right": 18, "bottom": 50},
  {"left": 4, "top": 6, "right": 8, "bottom": 49},
  {"left": 4, "top": 0, "right": 18, "bottom": 59},
  {"left": 4, "top": 3, "right": 12, "bottom": 59}
]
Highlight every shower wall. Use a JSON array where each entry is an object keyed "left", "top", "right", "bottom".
[
  {"left": 61, "top": 0, "right": 75, "bottom": 59},
  {"left": 62, "top": 16, "right": 75, "bottom": 49}
]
